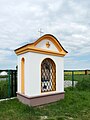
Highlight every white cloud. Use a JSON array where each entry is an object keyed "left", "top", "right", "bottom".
[{"left": 0, "top": 0, "right": 90, "bottom": 69}]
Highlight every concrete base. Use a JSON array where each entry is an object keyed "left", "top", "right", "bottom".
[{"left": 17, "top": 92, "right": 65, "bottom": 106}]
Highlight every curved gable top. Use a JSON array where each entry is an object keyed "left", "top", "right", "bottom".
[
  {"left": 34, "top": 34, "right": 68, "bottom": 53},
  {"left": 15, "top": 34, "right": 68, "bottom": 56}
]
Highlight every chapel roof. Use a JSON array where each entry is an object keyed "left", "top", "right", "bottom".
[{"left": 15, "top": 34, "right": 68, "bottom": 56}]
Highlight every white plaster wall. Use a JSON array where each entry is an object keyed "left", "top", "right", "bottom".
[
  {"left": 28, "top": 52, "right": 64, "bottom": 97},
  {"left": 35, "top": 39, "right": 59, "bottom": 52},
  {"left": 17, "top": 52, "right": 64, "bottom": 97}
]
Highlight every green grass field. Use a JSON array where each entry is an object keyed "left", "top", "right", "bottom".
[
  {"left": 64, "top": 71, "right": 90, "bottom": 82},
  {"left": 0, "top": 88, "right": 90, "bottom": 120}
]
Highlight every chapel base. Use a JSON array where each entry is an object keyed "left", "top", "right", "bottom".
[{"left": 17, "top": 92, "right": 65, "bottom": 106}]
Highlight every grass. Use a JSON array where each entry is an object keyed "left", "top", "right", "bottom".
[
  {"left": 0, "top": 80, "right": 8, "bottom": 99},
  {"left": 64, "top": 70, "right": 90, "bottom": 81},
  {"left": 0, "top": 88, "right": 90, "bottom": 120},
  {"left": 64, "top": 73, "right": 90, "bottom": 82},
  {"left": 0, "top": 71, "right": 90, "bottom": 119},
  {"left": 76, "top": 78, "right": 90, "bottom": 91}
]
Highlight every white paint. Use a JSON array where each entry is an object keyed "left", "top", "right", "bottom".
[
  {"left": 35, "top": 39, "right": 59, "bottom": 52},
  {"left": 17, "top": 52, "right": 64, "bottom": 97},
  {"left": 0, "top": 71, "right": 7, "bottom": 76},
  {"left": 64, "top": 81, "right": 78, "bottom": 88},
  {"left": 0, "top": 97, "right": 16, "bottom": 102}
]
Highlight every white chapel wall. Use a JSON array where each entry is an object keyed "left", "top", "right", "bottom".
[
  {"left": 18, "top": 51, "right": 64, "bottom": 97},
  {"left": 28, "top": 52, "right": 64, "bottom": 97}
]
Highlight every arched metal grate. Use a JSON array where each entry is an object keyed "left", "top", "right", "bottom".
[{"left": 41, "top": 58, "right": 56, "bottom": 92}]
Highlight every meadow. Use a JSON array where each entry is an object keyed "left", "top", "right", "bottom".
[
  {"left": 64, "top": 70, "right": 90, "bottom": 82},
  {"left": 0, "top": 71, "right": 90, "bottom": 120},
  {"left": 0, "top": 88, "right": 90, "bottom": 120}
]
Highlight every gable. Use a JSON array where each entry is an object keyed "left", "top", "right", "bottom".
[
  {"left": 15, "top": 34, "right": 68, "bottom": 56},
  {"left": 35, "top": 39, "right": 59, "bottom": 52}
]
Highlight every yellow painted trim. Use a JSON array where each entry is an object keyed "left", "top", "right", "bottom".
[
  {"left": 16, "top": 47, "right": 66, "bottom": 56},
  {"left": 21, "top": 58, "right": 25, "bottom": 94},
  {"left": 15, "top": 34, "right": 68, "bottom": 56}
]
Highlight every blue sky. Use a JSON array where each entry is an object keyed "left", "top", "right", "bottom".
[{"left": 0, "top": 0, "right": 90, "bottom": 70}]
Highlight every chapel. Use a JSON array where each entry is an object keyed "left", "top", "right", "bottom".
[{"left": 15, "top": 34, "right": 67, "bottom": 106}]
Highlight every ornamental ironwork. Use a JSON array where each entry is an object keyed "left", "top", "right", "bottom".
[{"left": 41, "top": 58, "right": 56, "bottom": 92}]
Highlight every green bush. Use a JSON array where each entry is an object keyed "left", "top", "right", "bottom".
[
  {"left": 0, "top": 75, "right": 8, "bottom": 78},
  {"left": 0, "top": 80, "right": 8, "bottom": 99},
  {"left": 76, "top": 78, "right": 90, "bottom": 90}
]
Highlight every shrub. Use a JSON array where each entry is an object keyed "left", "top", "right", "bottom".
[
  {"left": 0, "top": 80, "right": 8, "bottom": 99},
  {"left": 76, "top": 78, "right": 90, "bottom": 91}
]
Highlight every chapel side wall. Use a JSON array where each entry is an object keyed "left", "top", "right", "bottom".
[
  {"left": 17, "top": 56, "right": 21, "bottom": 93},
  {"left": 56, "top": 57, "right": 64, "bottom": 92},
  {"left": 29, "top": 52, "right": 64, "bottom": 97},
  {"left": 17, "top": 53, "right": 30, "bottom": 96}
]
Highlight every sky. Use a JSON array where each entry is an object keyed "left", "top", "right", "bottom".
[{"left": 0, "top": 0, "right": 90, "bottom": 70}]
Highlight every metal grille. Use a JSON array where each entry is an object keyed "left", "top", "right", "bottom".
[{"left": 41, "top": 58, "right": 56, "bottom": 92}]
